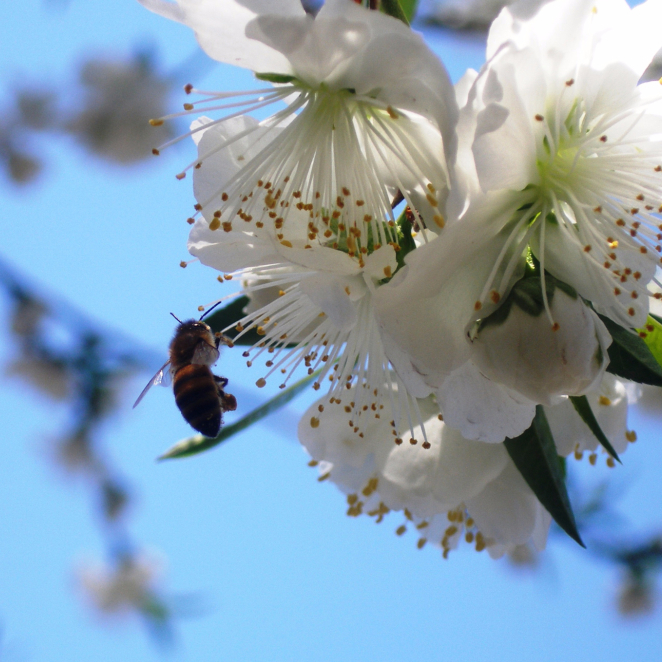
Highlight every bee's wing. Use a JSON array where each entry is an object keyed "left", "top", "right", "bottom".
[
  {"left": 192, "top": 338, "right": 220, "bottom": 366},
  {"left": 133, "top": 360, "right": 172, "bottom": 408}
]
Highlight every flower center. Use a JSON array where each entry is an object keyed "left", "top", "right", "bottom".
[{"left": 152, "top": 79, "right": 446, "bottom": 260}]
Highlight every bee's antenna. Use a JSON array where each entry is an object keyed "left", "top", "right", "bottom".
[
  {"left": 170, "top": 312, "right": 183, "bottom": 324},
  {"left": 199, "top": 300, "right": 224, "bottom": 321}
]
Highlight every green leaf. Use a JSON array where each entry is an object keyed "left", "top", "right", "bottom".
[
  {"left": 255, "top": 72, "right": 296, "bottom": 84},
  {"left": 158, "top": 369, "right": 319, "bottom": 460},
  {"left": 569, "top": 395, "right": 621, "bottom": 464},
  {"left": 203, "top": 296, "right": 263, "bottom": 346},
  {"left": 398, "top": 0, "right": 419, "bottom": 22},
  {"left": 504, "top": 406, "right": 585, "bottom": 548},
  {"left": 381, "top": 0, "right": 412, "bottom": 25},
  {"left": 637, "top": 315, "right": 662, "bottom": 371},
  {"left": 599, "top": 314, "right": 662, "bottom": 386}
]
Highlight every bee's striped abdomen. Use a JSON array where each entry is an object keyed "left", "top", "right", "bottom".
[{"left": 173, "top": 364, "right": 221, "bottom": 437}]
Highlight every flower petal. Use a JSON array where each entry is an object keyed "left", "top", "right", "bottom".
[
  {"left": 139, "top": 0, "right": 303, "bottom": 72},
  {"left": 465, "top": 460, "right": 542, "bottom": 548},
  {"left": 435, "top": 361, "right": 537, "bottom": 443}
]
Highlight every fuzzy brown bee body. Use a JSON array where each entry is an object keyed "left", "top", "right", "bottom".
[{"left": 134, "top": 317, "right": 237, "bottom": 438}]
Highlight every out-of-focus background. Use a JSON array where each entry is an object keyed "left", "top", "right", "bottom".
[{"left": 1, "top": 1, "right": 661, "bottom": 660}]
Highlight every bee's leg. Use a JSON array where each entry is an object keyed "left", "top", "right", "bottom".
[
  {"left": 221, "top": 392, "right": 237, "bottom": 412},
  {"left": 214, "top": 375, "right": 237, "bottom": 412}
]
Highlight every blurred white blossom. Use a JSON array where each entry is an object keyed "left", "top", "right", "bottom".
[
  {"left": 67, "top": 54, "right": 173, "bottom": 163},
  {"left": 77, "top": 554, "right": 162, "bottom": 618}
]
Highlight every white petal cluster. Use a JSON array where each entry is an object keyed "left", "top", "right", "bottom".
[
  {"left": 143, "top": 0, "right": 456, "bottom": 426},
  {"left": 139, "top": 0, "right": 661, "bottom": 559},
  {"left": 375, "top": 0, "right": 662, "bottom": 441},
  {"left": 298, "top": 384, "right": 551, "bottom": 558}
]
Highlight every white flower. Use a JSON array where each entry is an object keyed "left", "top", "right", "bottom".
[
  {"left": 142, "top": 0, "right": 456, "bottom": 240},
  {"left": 298, "top": 384, "right": 551, "bottom": 558},
  {"left": 189, "top": 115, "right": 430, "bottom": 424},
  {"left": 375, "top": 0, "right": 662, "bottom": 441},
  {"left": 139, "top": 0, "right": 463, "bottom": 424},
  {"left": 457, "top": 0, "right": 662, "bottom": 328}
]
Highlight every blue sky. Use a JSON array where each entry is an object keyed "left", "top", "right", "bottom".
[{"left": 0, "top": 1, "right": 661, "bottom": 660}]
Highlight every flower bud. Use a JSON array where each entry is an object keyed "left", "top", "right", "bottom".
[{"left": 470, "top": 282, "right": 611, "bottom": 405}]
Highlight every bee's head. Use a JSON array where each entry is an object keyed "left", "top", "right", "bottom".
[{"left": 177, "top": 319, "right": 210, "bottom": 333}]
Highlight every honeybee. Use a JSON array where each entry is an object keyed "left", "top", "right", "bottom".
[{"left": 134, "top": 309, "right": 237, "bottom": 437}]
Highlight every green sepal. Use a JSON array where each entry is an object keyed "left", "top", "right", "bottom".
[
  {"left": 380, "top": 0, "right": 414, "bottom": 25},
  {"left": 255, "top": 72, "right": 297, "bottom": 84},
  {"left": 600, "top": 314, "right": 662, "bottom": 386},
  {"left": 637, "top": 314, "right": 662, "bottom": 371},
  {"left": 504, "top": 406, "right": 585, "bottom": 548},
  {"left": 569, "top": 395, "right": 621, "bottom": 463},
  {"left": 158, "top": 369, "right": 318, "bottom": 460},
  {"left": 394, "top": 208, "right": 415, "bottom": 274},
  {"left": 203, "top": 296, "right": 263, "bottom": 346},
  {"left": 478, "top": 271, "right": 577, "bottom": 332}
]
